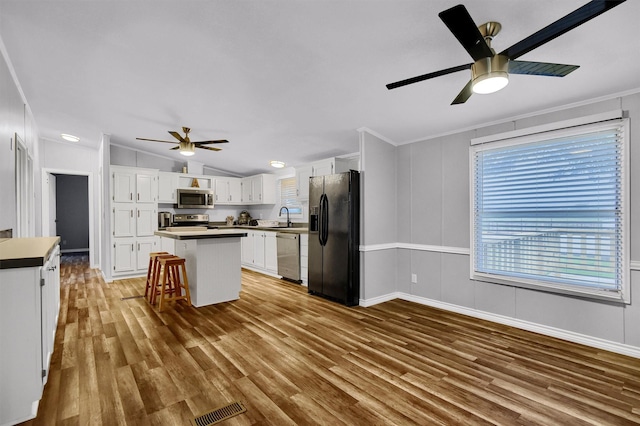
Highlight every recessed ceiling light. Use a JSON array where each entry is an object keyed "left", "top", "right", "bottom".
[
  {"left": 61, "top": 133, "right": 80, "bottom": 142},
  {"left": 270, "top": 160, "right": 285, "bottom": 168}
]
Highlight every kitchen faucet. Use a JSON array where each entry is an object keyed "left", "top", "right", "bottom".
[{"left": 279, "top": 206, "right": 291, "bottom": 227}]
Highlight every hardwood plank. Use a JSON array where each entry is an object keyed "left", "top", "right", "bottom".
[{"left": 20, "top": 253, "right": 640, "bottom": 426}]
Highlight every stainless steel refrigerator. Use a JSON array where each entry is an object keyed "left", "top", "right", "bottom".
[{"left": 308, "top": 170, "right": 360, "bottom": 306}]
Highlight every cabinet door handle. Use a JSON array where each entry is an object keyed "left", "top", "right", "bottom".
[
  {"left": 130, "top": 193, "right": 133, "bottom": 200},
  {"left": 137, "top": 210, "right": 140, "bottom": 218},
  {"left": 130, "top": 210, "right": 133, "bottom": 217},
  {"left": 137, "top": 193, "right": 140, "bottom": 201}
]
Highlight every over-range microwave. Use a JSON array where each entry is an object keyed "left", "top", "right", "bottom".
[{"left": 176, "top": 188, "right": 214, "bottom": 209}]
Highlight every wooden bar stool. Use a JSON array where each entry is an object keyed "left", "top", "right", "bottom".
[
  {"left": 145, "top": 252, "right": 169, "bottom": 303},
  {"left": 157, "top": 256, "right": 192, "bottom": 312},
  {"left": 148, "top": 253, "right": 180, "bottom": 305}
]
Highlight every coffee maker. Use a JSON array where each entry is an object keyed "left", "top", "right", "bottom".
[{"left": 158, "top": 212, "right": 171, "bottom": 229}]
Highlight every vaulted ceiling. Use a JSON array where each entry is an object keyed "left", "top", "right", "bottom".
[{"left": 1, "top": 0, "right": 638, "bottom": 175}]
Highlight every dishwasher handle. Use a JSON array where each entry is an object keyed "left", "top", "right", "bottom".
[{"left": 276, "top": 233, "right": 298, "bottom": 240}]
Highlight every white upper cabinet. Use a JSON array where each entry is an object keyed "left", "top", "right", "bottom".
[
  {"left": 241, "top": 174, "right": 276, "bottom": 204},
  {"left": 158, "top": 172, "right": 179, "bottom": 204},
  {"left": 215, "top": 177, "right": 242, "bottom": 204},
  {"left": 136, "top": 173, "right": 157, "bottom": 203},
  {"left": 112, "top": 169, "right": 135, "bottom": 202},
  {"left": 295, "top": 165, "right": 312, "bottom": 200},
  {"left": 295, "top": 157, "right": 353, "bottom": 200},
  {"left": 112, "top": 166, "right": 158, "bottom": 203}
]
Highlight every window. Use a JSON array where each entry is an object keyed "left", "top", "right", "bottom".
[
  {"left": 471, "top": 118, "right": 628, "bottom": 302},
  {"left": 279, "top": 177, "right": 303, "bottom": 216}
]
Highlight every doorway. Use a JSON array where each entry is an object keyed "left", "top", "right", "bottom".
[{"left": 41, "top": 169, "right": 96, "bottom": 267}]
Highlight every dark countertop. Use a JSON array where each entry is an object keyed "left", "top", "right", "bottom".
[
  {"left": 155, "top": 229, "right": 248, "bottom": 240},
  {"left": 0, "top": 236, "right": 61, "bottom": 269},
  {"left": 218, "top": 225, "right": 309, "bottom": 234}
]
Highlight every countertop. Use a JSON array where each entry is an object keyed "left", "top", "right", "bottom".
[
  {"left": 155, "top": 229, "right": 248, "bottom": 240},
  {"left": 0, "top": 236, "right": 61, "bottom": 269},
  {"left": 220, "top": 225, "right": 309, "bottom": 234}
]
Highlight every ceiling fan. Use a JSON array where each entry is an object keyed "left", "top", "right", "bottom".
[
  {"left": 386, "top": 0, "right": 627, "bottom": 104},
  {"left": 136, "top": 127, "right": 229, "bottom": 156}
]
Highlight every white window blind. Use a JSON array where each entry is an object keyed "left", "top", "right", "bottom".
[
  {"left": 471, "top": 120, "right": 628, "bottom": 301},
  {"left": 280, "top": 177, "right": 302, "bottom": 215}
]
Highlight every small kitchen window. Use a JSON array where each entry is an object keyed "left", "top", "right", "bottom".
[
  {"left": 470, "top": 115, "right": 629, "bottom": 303},
  {"left": 279, "top": 177, "right": 303, "bottom": 216}
]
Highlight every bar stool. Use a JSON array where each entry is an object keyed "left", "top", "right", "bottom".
[
  {"left": 145, "top": 252, "right": 169, "bottom": 303},
  {"left": 157, "top": 256, "right": 192, "bottom": 312},
  {"left": 148, "top": 253, "right": 180, "bottom": 305}
]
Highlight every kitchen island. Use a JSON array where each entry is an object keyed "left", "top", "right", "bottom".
[{"left": 155, "top": 228, "right": 247, "bottom": 307}]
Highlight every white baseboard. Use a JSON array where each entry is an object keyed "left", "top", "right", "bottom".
[{"left": 360, "top": 292, "right": 640, "bottom": 359}]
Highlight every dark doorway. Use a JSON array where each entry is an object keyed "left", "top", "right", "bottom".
[{"left": 55, "top": 174, "right": 89, "bottom": 254}]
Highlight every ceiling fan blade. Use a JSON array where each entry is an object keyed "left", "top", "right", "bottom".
[
  {"left": 192, "top": 139, "right": 230, "bottom": 145},
  {"left": 438, "top": 4, "right": 494, "bottom": 61},
  {"left": 135, "top": 137, "right": 178, "bottom": 144},
  {"left": 509, "top": 60, "right": 579, "bottom": 77},
  {"left": 500, "top": 0, "right": 626, "bottom": 60},
  {"left": 169, "top": 146, "right": 180, "bottom": 150},
  {"left": 386, "top": 64, "right": 472, "bottom": 90},
  {"left": 451, "top": 80, "right": 474, "bottom": 105},
  {"left": 197, "top": 145, "right": 222, "bottom": 152},
  {"left": 168, "top": 131, "right": 186, "bottom": 143}
]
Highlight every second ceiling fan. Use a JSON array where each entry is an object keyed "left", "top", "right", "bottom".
[
  {"left": 136, "top": 127, "right": 229, "bottom": 156},
  {"left": 386, "top": 1, "right": 627, "bottom": 104}
]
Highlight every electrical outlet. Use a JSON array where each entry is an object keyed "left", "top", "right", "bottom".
[{"left": 411, "top": 273, "right": 417, "bottom": 284}]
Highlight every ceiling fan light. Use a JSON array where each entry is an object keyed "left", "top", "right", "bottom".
[
  {"left": 179, "top": 141, "right": 195, "bottom": 156},
  {"left": 471, "top": 55, "right": 509, "bottom": 94},
  {"left": 270, "top": 160, "right": 285, "bottom": 168}
]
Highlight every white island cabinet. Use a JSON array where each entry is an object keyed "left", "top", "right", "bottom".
[
  {"left": 156, "top": 228, "right": 248, "bottom": 307},
  {"left": 0, "top": 237, "right": 60, "bottom": 426}
]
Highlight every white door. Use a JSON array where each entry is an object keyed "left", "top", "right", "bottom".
[
  {"left": 136, "top": 173, "right": 156, "bottom": 203},
  {"left": 241, "top": 231, "right": 254, "bottom": 264},
  {"left": 48, "top": 174, "right": 57, "bottom": 237},
  {"left": 113, "top": 171, "right": 134, "bottom": 202},
  {"left": 253, "top": 231, "right": 266, "bottom": 268},
  {"left": 215, "top": 179, "right": 229, "bottom": 204},
  {"left": 264, "top": 232, "right": 278, "bottom": 273},
  {"left": 113, "top": 240, "right": 135, "bottom": 272},
  {"left": 113, "top": 205, "right": 135, "bottom": 237},
  {"left": 136, "top": 238, "right": 157, "bottom": 270},
  {"left": 228, "top": 178, "right": 242, "bottom": 203},
  {"left": 136, "top": 205, "right": 156, "bottom": 237}
]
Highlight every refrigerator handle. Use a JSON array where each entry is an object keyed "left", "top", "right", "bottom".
[
  {"left": 318, "top": 194, "right": 325, "bottom": 246},
  {"left": 321, "top": 194, "right": 329, "bottom": 246}
]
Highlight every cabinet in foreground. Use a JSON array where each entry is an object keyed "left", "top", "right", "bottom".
[{"left": 0, "top": 242, "right": 60, "bottom": 426}]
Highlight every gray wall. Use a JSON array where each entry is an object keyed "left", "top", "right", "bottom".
[
  {"left": 360, "top": 130, "right": 397, "bottom": 300},
  {"left": 392, "top": 93, "right": 640, "bottom": 349},
  {"left": 55, "top": 175, "right": 89, "bottom": 251}
]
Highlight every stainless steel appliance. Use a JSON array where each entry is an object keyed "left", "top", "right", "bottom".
[
  {"left": 158, "top": 212, "right": 171, "bottom": 229},
  {"left": 176, "top": 188, "right": 214, "bottom": 209},
  {"left": 308, "top": 170, "right": 360, "bottom": 306},
  {"left": 172, "top": 213, "right": 215, "bottom": 228},
  {"left": 276, "top": 233, "right": 301, "bottom": 283}
]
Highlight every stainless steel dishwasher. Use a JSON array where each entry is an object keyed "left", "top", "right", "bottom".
[{"left": 276, "top": 233, "right": 301, "bottom": 283}]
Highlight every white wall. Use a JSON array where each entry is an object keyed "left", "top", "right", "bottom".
[
  {"left": 381, "top": 92, "right": 640, "bottom": 356},
  {"left": 0, "top": 37, "right": 39, "bottom": 237}
]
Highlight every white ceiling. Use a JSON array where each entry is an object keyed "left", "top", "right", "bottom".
[{"left": 1, "top": 0, "right": 638, "bottom": 176}]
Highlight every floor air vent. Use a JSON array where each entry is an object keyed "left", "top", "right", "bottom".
[{"left": 190, "top": 401, "right": 247, "bottom": 426}]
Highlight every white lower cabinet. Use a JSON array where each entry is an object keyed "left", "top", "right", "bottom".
[
  {"left": 0, "top": 243, "right": 60, "bottom": 426},
  {"left": 112, "top": 237, "right": 159, "bottom": 274},
  {"left": 241, "top": 230, "right": 278, "bottom": 276}
]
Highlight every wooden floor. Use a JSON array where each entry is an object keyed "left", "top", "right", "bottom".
[{"left": 22, "top": 254, "right": 640, "bottom": 425}]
